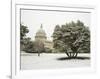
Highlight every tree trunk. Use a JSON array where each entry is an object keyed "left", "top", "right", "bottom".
[
  {"left": 72, "top": 53, "right": 76, "bottom": 57},
  {"left": 65, "top": 52, "right": 70, "bottom": 58},
  {"left": 38, "top": 52, "right": 40, "bottom": 56},
  {"left": 66, "top": 52, "right": 78, "bottom": 59},
  {"left": 74, "top": 52, "right": 78, "bottom": 57}
]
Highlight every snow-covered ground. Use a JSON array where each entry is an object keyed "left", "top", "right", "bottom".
[{"left": 21, "top": 52, "right": 90, "bottom": 70}]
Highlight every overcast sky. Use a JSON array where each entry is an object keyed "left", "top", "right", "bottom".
[{"left": 21, "top": 9, "right": 91, "bottom": 41}]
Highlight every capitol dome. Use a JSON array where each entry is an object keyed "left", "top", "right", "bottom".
[
  {"left": 35, "top": 24, "right": 46, "bottom": 38},
  {"left": 34, "top": 24, "right": 53, "bottom": 50},
  {"left": 35, "top": 24, "right": 47, "bottom": 42}
]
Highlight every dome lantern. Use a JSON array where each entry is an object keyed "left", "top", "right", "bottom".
[{"left": 41, "top": 24, "right": 43, "bottom": 29}]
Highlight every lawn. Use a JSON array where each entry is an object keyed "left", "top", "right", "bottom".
[{"left": 21, "top": 52, "right": 90, "bottom": 70}]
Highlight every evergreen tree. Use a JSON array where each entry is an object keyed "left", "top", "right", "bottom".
[
  {"left": 52, "top": 20, "right": 90, "bottom": 58},
  {"left": 20, "top": 24, "right": 29, "bottom": 51}
]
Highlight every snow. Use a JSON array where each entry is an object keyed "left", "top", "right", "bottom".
[{"left": 21, "top": 52, "right": 90, "bottom": 70}]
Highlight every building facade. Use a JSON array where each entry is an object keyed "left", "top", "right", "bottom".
[{"left": 35, "top": 24, "right": 53, "bottom": 50}]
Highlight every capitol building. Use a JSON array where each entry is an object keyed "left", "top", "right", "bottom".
[{"left": 34, "top": 24, "right": 53, "bottom": 50}]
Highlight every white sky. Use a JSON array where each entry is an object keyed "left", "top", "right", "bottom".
[{"left": 21, "top": 9, "right": 91, "bottom": 41}]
